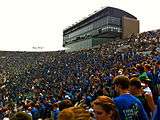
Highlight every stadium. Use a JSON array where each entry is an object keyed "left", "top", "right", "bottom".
[
  {"left": 0, "top": 6, "right": 160, "bottom": 120},
  {"left": 63, "top": 7, "right": 139, "bottom": 51}
]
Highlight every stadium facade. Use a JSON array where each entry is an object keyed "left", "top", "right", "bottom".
[{"left": 63, "top": 7, "right": 139, "bottom": 51}]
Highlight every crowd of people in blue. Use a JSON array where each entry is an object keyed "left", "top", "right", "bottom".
[{"left": 0, "top": 29, "right": 160, "bottom": 120}]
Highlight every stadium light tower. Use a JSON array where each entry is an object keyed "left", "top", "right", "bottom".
[{"left": 32, "top": 40, "right": 44, "bottom": 50}]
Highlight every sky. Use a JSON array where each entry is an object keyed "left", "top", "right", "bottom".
[{"left": 0, "top": 0, "right": 160, "bottom": 51}]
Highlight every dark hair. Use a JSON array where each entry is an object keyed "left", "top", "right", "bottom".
[
  {"left": 51, "top": 102, "right": 59, "bottom": 110},
  {"left": 10, "top": 112, "right": 32, "bottom": 120},
  {"left": 59, "top": 99, "right": 73, "bottom": 111},
  {"left": 130, "top": 77, "right": 142, "bottom": 89},
  {"left": 136, "top": 64, "right": 144, "bottom": 72},
  {"left": 114, "top": 75, "right": 129, "bottom": 89}
]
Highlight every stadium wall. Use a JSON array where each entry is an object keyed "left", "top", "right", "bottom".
[{"left": 122, "top": 16, "right": 139, "bottom": 39}]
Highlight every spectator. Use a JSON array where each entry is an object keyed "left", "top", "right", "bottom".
[
  {"left": 113, "top": 75, "right": 149, "bottom": 120},
  {"left": 92, "top": 96, "right": 120, "bottom": 120},
  {"left": 0, "top": 29, "right": 160, "bottom": 119},
  {"left": 10, "top": 112, "right": 32, "bottom": 120},
  {"left": 129, "top": 77, "right": 155, "bottom": 118},
  {"left": 152, "top": 96, "right": 160, "bottom": 120},
  {"left": 152, "top": 61, "right": 160, "bottom": 102},
  {"left": 51, "top": 102, "right": 60, "bottom": 120},
  {"left": 30, "top": 102, "right": 40, "bottom": 120},
  {"left": 58, "top": 99, "right": 73, "bottom": 111},
  {"left": 58, "top": 106, "right": 91, "bottom": 120}
]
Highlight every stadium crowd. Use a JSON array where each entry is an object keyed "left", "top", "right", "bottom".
[{"left": 0, "top": 29, "right": 160, "bottom": 120}]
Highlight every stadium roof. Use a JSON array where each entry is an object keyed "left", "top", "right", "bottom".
[{"left": 64, "top": 7, "right": 137, "bottom": 33}]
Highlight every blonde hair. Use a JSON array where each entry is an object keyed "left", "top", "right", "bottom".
[
  {"left": 58, "top": 106, "right": 91, "bottom": 120},
  {"left": 92, "top": 96, "right": 120, "bottom": 120}
]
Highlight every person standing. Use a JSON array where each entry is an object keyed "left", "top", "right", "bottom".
[
  {"left": 113, "top": 75, "right": 149, "bottom": 120},
  {"left": 129, "top": 77, "right": 155, "bottom": 119}
]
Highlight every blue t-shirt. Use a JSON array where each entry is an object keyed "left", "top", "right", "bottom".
[
  {"left": 114, "top": 94, "right": 149, "bottom": 120},
  {"left": 152, "top": 68, "right": 160, "bottom": 100},
  {"left": 153, "top": 96, "right": 160, "bottom": 120},
  {"left": 52, "top": 109, "right": 60, "bottom": 120},
  {"left": 31, "top": 107, "right": 40, "bottom": 120}
]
